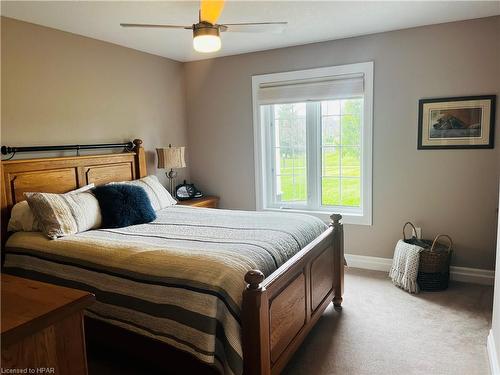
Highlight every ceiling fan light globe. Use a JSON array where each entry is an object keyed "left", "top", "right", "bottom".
[
  {"left": 193, "top": 25, "right": 221, "bottom": 53},
  {"left": 193, "top": 34, "right": 221, "bottom": 53}
]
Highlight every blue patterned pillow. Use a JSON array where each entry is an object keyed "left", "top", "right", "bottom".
[{"left": 93, "top": 184, "right": 156, "bottom": 228}]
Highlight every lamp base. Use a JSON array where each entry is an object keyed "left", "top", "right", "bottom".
[{"left": 166, "top": 169, "right": 177, "bottom": 196}]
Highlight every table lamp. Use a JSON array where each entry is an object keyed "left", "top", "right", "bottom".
[{"left": 156, "top": 145, "right": 186, "bottom": 195}]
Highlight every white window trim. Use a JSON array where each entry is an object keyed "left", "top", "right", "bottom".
[{"left": 252, "top": 62, "right": 374, "bottom": 225}]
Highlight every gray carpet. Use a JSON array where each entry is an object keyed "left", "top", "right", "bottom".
[
  {"left": 88, "top": 268, "right": 493, "bottom": 375},
  {"left": 284, "top": 268, "right": 493, "bottom": 375}
]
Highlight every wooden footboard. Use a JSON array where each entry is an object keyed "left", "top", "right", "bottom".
[{"left": 242, "top": 214, "right": 343, "bottom": 375}]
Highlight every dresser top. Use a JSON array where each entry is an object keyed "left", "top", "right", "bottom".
[{"left": 1, "top": 274, "right": 94, "bottom": 345}]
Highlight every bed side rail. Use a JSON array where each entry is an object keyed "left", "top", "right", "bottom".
[{"left": 242, "top": 214, "right": 344, "bottom": 375}]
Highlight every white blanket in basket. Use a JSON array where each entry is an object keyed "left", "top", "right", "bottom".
[{"left": 389, "top": 239, "right": 423, "bottom": 293}]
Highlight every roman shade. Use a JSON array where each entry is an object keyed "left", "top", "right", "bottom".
[{"left": 256, "top": 74, "right": 364, "bottom": 105}]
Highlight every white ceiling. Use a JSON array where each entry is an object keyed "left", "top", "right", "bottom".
[{"left": 2, "top": 1, "right": 499, "bottom": 62}]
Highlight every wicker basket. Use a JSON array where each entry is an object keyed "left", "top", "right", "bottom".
[{"left": 402, "top": 222, "right": 453, "bottom": 292}]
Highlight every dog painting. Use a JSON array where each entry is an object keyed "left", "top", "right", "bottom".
[{"left": 418, "top": 95, "right": 495, "bottom": 149}]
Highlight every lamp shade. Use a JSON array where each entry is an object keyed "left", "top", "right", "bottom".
[{"left": 156, "top": 146, "right": 186, "bottom": 169}]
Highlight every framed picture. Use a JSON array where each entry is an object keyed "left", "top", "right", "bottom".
[{"left": 418, "top": 95, "right": 496, "bottom": 149}]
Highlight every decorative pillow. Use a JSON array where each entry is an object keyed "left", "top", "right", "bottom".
[
  {"left": 109, "top": 175, "right": 176, "bottom": 211},
  {"left": 7, "top": 183, "right": 95, "bottom": 233},
  {"left": 92, "top": 184, "right": 156, "bottom": 228},
  {"left": 26, "top": 189, "right": 101, "bottom": 239}
]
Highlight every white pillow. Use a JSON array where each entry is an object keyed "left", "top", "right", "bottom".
[
  {"left": 109, "top": 175, "right": 176, "bottom": 211},
  {"left": 7, "top": 201, "right": 40, "bottom": 232},
  {"left": 7, "top": 183, "right": 95, "bottom": 233},
  {"left": 70, "top": 184, "right": 96, "bottom": 194}
]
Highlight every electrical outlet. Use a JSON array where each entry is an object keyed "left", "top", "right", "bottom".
[{"left": 412, "top": 227, "right": 422, "bottom": 239}]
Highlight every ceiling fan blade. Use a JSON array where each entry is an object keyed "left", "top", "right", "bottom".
[
  {"left": 221, "top": 22, "right": 287, "bottom": 33},
  {"left": 120, "top": 23, "right": 192, "bottom": 30},
  {"left": 200, "top": 0, "right": 225, "bottom": 24}
]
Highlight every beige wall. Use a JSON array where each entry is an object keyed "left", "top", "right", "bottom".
[
  {"left": 184, "top": 16, "right": 500, "bottom": 270},
  {"left": 1, "top": 17, "right": 189, "bottom": 183}
]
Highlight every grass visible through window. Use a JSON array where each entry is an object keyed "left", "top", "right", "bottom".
[{"left": 279, "top": 152, "right": 361, "bottom": 206}]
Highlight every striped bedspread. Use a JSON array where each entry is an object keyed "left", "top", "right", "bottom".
[{"left": 4, "top": 205, "right": 327, "bottom": 375}]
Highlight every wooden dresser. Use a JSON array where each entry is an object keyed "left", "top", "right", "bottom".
[
  {"left": 1, "top": 274, "right": 95, "bottom": 375},
  {"left": 177, "top": 195, "right": 220, "bottom": 208}
]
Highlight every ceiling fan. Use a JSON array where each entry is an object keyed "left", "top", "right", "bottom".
[{"left": 120, "top": 0, "right": 287, "bottom": 53}]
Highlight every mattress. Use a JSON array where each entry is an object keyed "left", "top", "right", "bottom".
[{"left": 4, "top": 205, "right": 327, "bottom": 375}]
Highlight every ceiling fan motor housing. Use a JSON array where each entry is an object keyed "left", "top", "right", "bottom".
[{"left": 193, "top": 22, "right": 220, "bottom": 38}]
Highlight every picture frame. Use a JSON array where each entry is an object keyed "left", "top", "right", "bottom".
[{"left": 418, "top": 95, "right": 496, "bottom": 149}]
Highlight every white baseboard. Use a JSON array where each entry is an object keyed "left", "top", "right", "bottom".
[
  {"left": 488, "top": 330, "right": 500, "bottom": 375},
  {"left": 345, "top": 254, "right": 392, "bottom": 272},
  {"left": 450, "top": 266, "right": 495, "bottom": 285},
  {"left": 345, "top": 253, "right": 494, "bottom": 286}
]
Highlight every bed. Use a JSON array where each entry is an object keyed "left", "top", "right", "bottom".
[{"left": 0, "top": 139, "right": 344, "bottom": 375}]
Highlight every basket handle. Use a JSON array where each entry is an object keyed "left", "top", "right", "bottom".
[
  {"left": 430, "top": 234, "right": 453, "bottom": 252},
  {"left": 402, "top": 222, "right": 417, "bottom": 241}
]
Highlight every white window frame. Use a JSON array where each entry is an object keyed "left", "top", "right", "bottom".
[{"left": 252, "top": 62, "right": 373, "bottom": 225}]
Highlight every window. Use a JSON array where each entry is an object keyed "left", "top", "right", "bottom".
[{"left": 252, "top": 62, "right": 373, "bottom": 225}]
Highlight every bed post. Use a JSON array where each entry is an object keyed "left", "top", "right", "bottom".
[
  {"left": 132, "top": 139, "right": 147, "bottom": 178},
  {"left": 242, "top": 270, "right": 271, "bottom": 375},
  {"left": 331, "top": 214, "right": 344, "bottom": 310}
]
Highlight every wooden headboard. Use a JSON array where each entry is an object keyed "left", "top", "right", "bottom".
[{"left": 1, "top": 139, "right": 147, "bottom": 248}]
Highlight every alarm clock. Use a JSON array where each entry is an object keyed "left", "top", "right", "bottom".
[{"left": 175, "top": 180, "right": 203, "bottom": 201}]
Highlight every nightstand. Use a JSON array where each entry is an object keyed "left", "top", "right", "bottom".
[
  {"left": 1, "top": 274, "right": 95, "bottom": 374},
  {"left": 177, "top": 195, "right": 220, "bottom": 208}
]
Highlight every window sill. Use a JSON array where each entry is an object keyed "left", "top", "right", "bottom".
[{"left": 260, "top": 207, "right": 372, "bottom": 225}]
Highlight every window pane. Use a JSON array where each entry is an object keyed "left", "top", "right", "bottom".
[
  {"left": 341, "top": 114, "right": 361, "bottom": 146},
  {"left": 341, "top": 147, "right": 361, "bottom": 177},
  {"left": 322, "top": 116, "right": 340, "bottom": 146},
  {"left": 341, "top": 98, "right": 362, "bottom": 147},
  {"left": 341, "top": 98, "right": 363, "bottom": 115},
  {"left": 321, "top": 98, "right": 363, "bottom": 208},
  {"left": 280, "top": 173, "right": 306, "bottom": 202},
  {"left": 322, "top": 177, "right": 340, "bottom": 206},
  {"left": 322, "top": 146, "right": 340, "bottom": 177},
  {"left": 321, "top": 100, "right": 341, "bottom": 116},
  {"left": 341, "top": 178, "right": 361, "bottom": 206},
  {"left": 274, "top": 103, "right": 307, "bottom": 203}
]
